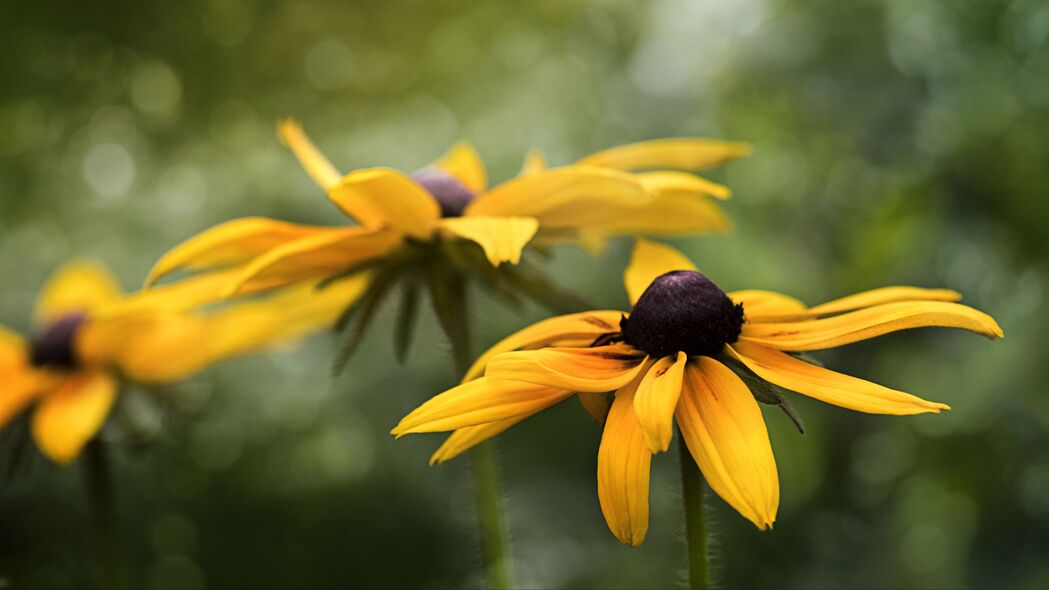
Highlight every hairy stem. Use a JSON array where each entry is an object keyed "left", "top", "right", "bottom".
[{"left": 679, "top": 435, "right": 710, "bottom": 590}]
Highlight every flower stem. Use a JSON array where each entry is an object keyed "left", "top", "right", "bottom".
[
  {"left": 82, "top": 438, "right": 122, "bottom": 589},
  {"left": 679, "top": 435, "right": 710, "bottom": 590}
]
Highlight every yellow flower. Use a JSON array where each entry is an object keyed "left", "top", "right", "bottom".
[
  {"left": 0, "top": 260, "right": 366, "bottom": 464},
  {"left": 144, "top": 120, "right": 750, "bottom": 300},
  {"left": 392, "top": 239, "right": 1003, "bottom": 546}
]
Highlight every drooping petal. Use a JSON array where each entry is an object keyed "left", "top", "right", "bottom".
[
  {"left": 144, "top": 218, "right": 329, "bottom": 287},
  {"left": 464, "top": 167, "right": 650, "bottom": 230},
  {"left": 434, "top": 142, "right": 487, "bottom": 193},
  {"left": 392, "top": 377, "right": 573, "bottom": 435},
  {"left": 624, "top": 239, "right": 697, "bottom": 305},
  {"left": 636, "top": 171, "right": 731, "bottom": 200},
  {"left": 431, "top": 414, "right": 534, "bottom": 465},
  {"left": 729, "top": 290, "right": 808, "bottom": 322},
  {"left": 120, "top": 269, "right": 246, "bottom": 316},
  {"left": 727, "top": 341, "right": 950, "bottom": 415},
  {"left": 584, "top": 194, "right": 729, "bottom": 242},
  {"left": 597, "top": 373, "right": 652, "bottom": 546},
  {"left": 225, "top": 227, "right": 402, "bottom": 297},
  {"left": 805, "top": 287, "right": 963, "bottom": 317},
  {"left": 676, "top": 357, "right": 779, "bottom": 530},
  {"left": 633, "top": 352, "right": 687, "bottom": 453},
  {"left": 519, "top": 149, "right": 547, "bottom": 176},
  {"left": 327, "top": 168, "right": 440, "bottom": 237},
  {"left": 35, "top": 261, "right": 123, "bottom": 324},
  {"left": 31, "top": 371, "right": 117, "bottom": 464},
  {"left": 578, "top": 393, "right": 611, "bottom": 424},
  {"left": 485, "top": 345, "right": 647, "bottom": 393},
  {"left": 576, "top": 138, "right": 752, "bottom": 171},
  {"left": 462, "top": 311, "right": 624, "bottom": 382},
  {"left": 739, "top": 301, "right": 1004, "bottom": 351},
  {"left": 0, "top": 330, "right": 44, "bottom": 428},
  {"left": 277, "top": 118, "right": 343, "bottom": 190},
  {"left": 440, "top": 216, "right": 539, "bottom": 266}
]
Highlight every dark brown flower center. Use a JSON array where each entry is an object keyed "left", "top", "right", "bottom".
[
  {"left": 412, "top": 168, "right": 476, "bottom": 217},
  {"left": 620, "top": 271, "right": 743, "bottom": 358},
  {"left": 30, "top": 313, "right": 86, "bottom": 370}
]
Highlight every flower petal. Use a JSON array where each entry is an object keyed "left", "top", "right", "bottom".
[
  {"left": 327, "top": 168, "right": 440, "bottom": 237},
  {"left": 519, "top": 149, "right": 547, "bottom": 176},
  {"left": 35, "top": 261, "right": 123, "bottom": 324},
  {"left": 0, "top": 330, "right": 43, "bottom": 429},
  {"left": 740, "top": 301, "right": 1004, "bottom": 351},
  {"left": 806, "top": 287, "right": 962, "bottom": 317},
  {"left": 145, "top": 218, "right": 328, "bottom": 287},
  {"left": 676, "top": 357, "right": 778, "bottom": 530},
  {"left": 485, "top": 345, "right": 647, "bottom": 393},
  {"left": 583, "top": 193, "right": 729, "bottom": 241},
  {"left": 463, "top": 311, "right": 624, "bottom": 382},
  {"left": 431, "top": 414, "right": 534, "bottom": 465},
  {"left": 636, "top": 171, "right": 731, "bottom": 200},
  {"left": 31, "top": 371, "right": 117, "bottom": 464},
  {"left": 578, "top": 393, "right": 611, "bottom": 424},
  {"left": 225, "top": 227, "right": 402, "bottom": 297},
  {"left": 633, "top": 352, "right": 687, "bottom": 453},
  {"left": 730, "top": 290, "right": 808, "bottom": 322},
  {"left": 727, "top": 341, "right": 950, "bottom": 415},
  {"left": 392, "top": 377, "right": 573, "bottom": 435},
  {"left": 277, "top": 118, "right": 343, "bottom": 190},
  {"left": 576, "top": 138, "right": 752, "bottom": 171},
  {"left": 624, "top": 239, "right": 697, "bottom": 305},
  {"left": 597, "top": 373, "right": 652, "bottom": 546},
  {"left": 440, "top": 216, "right": 539, "bottom": 266},
  {"left": 434, "top": 142, "right": 487, "bottom": 193}
]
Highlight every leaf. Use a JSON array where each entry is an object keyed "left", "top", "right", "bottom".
[{"left": 394, "top": 280, "right": 420, "bottom": 364}]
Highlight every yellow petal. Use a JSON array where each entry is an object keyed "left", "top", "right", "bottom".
[
  {"left": 464, "top": 166, "right": 649, "bottom": 229},
  {"left": 740, "top": 301, "right": 1004, "bottom": 351},
  {"left": 440, "top": 216, "right": 539, "bottom": 266},
  {"left": 35, "top": 261, "right": 123, "bottom": 324},
  {"left": 392, "top": 377, "right": 573, "bottom": 435},
  {"left": 806, "top": 287, "right": 962, "bottom": 317},
  {"left": 463, "top": 311, "right": 623, "bottom": 382},
  {"left": 226, "top": 227, "right": 402, "bottom": 297},
  {"left": 145, "top": 218, "right": 328, "bottom": 287},
  {"left": 519, "top": 149, "right": 547, "bottom": 176},
  {"left": 31, "top": 371, "right": 117, "bottom": 464},
  {"left": 327, "top": 168, "right": 440, "bottom": 238},
  {"left": 277, "top": 118, "right": 343, "bottom": 190},
  {"left": 676, "top": 358, "right": 778, "bottom": 530},
  {"left": 431, "top": 415, "right": 531, "bottom": 465},
  {"left": 633, "top": 352, "right": 687, "bottom": 453},
  {"left": 727, "top": 341, "right": 949, "bottom": 415},
  {"left": 730, "top": 290, "right": 808, "bottom": 322},
  {"left": 577, "top": 138, "right": 752, "bottom": 171},
  {"left": 0, "top": 332, "right": 43, "bottom": 429},
  {"left": 578, "top": 393, "right": 611, "bottom": 424},
  {"left": 624, "top": 239, "right": 697, "bottom": 305},
  {"left": 119, "top": 270, "right": 245, "bottom": 316},
  {"left": 485, "top": 344, "right": 647, "bottom": 393},
  {"left": 597, "top": 373, "right": 652, "bottom": 546},
  {"left": 435, "top": 142, "right": 487, "bottom": 193},
  {"left": 583, "top": 193, "right": 730, "bottom": 240},
  {"left": 636, "top": 171, "right": 732, "bottom": 200}
]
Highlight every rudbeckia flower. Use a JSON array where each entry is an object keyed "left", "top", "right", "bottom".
[
  {"left": 392, "top": 239, "right": 1003, "bottom": 545},
  {"left": 0, "top": 260, "right": 367, "bottom": 464},
  {"left": 143, "top": 121, "right": 749, "bottom": 362}
]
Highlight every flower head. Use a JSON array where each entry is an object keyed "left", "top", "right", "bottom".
[
  {"left": 392, "top": 239, "right": 1003, "bottom": 545},
  {"left": 0, "top": 260, "right": 364, "bottom": 463}
]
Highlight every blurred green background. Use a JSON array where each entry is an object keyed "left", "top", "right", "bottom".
[{"left": 2, "top": 0, "right": 1047, "bottom": 588}]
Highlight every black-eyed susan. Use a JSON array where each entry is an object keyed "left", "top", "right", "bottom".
[
  {"left": 392, "top": 239, "right": 1003, "bottom": 545},
  {"left": 0, "top": 260, "right": 366, "bottom": 464},
  {"left": 144, "top": 120, "right": 750, "bottom": 365}
]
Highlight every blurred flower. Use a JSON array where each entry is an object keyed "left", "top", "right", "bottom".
[
  {"left": 143, "top": 120, "right": 749, "bottom": 365},
  {"left": 392, "top": 239, "right": 1003, "bottom": 546},
  {"left": 0, "top": 260, "right": 366, "bottom": 463}
]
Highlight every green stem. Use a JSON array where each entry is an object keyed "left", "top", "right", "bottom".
[
  {"left": 82, "top": 438, "right": 121, "bottom": 589},
  {"left": 679, "top": 435, "right": 710, "bottom": 590}
]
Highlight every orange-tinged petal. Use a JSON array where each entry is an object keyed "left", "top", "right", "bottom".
[
  {"left": 727, "top": 342, "right": 950, "bottom": 415},
  {"left": 485, "top": 344, "right": 646, "bottom": 393},
  {"left": 31, "top": 371, "right": 117, "bottom": 464},
  {"left": 730, "top": 290, "right": 808, "bottom": 322},
  {"left": 145, "top": 218, "right": 329, "bottom": 287},
  {"left": 225, "top": 227, "right": 401, "bottom": 297},
  {"left": 676, "top": 357, "right": 778, "bottom": 530},
  {"left": 440, "top": 216, "right": 539, "bottom": 266},
  {"left": 806, "top": 287, "right": 962, "bottom": 317},
  {"left": 624, "top": 239, "right": 698, "bottom": 305},
  {"left": 327, "top": 168, "right": 440, "bottom": 237},
  {"left": 633, "top": 352, "right": 687, "bottom": 453},
  {"left": 577, "top": 138, "right": 752, "bottom": 171},
  {"left": 636, "top": 171, "right": 731, "bottom": 200},
  {"left": 578, "top": 393, "right": 611, "bottom": 424},
  {"left": 392, "top": 377, "right": 572, "bottom": 435},
  {"left": 0, "top": 330, "right": 43, "bottom": 429},
  {"left": 463, "top": 311, "right": 623, "bottom": 382},
  {"left": 277, "top": 118, "right": 343, "bottom": 190},
  {"left": 740, "top": 301, "right": 1004, "bottom": 351},
  {"left": 434, "top": 142, "right": 487, "bottom": 193},
  {"left": 597, "top": 373, "right": 652, "bottom": 546},
  {"left": 35, "top": 261, "right": 122, "bottom": 324}
]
